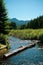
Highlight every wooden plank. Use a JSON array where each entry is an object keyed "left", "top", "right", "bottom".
[{"left": 3, "top": 42, "right": 36, "bottom": 58}]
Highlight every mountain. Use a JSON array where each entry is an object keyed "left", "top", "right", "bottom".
[{"left": 9, "top": 18, "right": 29, "bottom": 26}]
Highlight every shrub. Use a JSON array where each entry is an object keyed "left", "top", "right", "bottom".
[
  {"left": 6, "top": 42, "right": 10, "bottom": 49},
  {"left": 39, "top": 34, "right": 43, "bottom": 42},
  {"left": 0, "top": 34, "right": 6, "bottom": 45}
]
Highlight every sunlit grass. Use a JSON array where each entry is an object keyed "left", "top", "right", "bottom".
[{"left": 9, "top": 29, "right": 43, "bottom": 42}]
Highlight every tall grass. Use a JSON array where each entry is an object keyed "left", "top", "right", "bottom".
[{"left": 9, "top": 29, "right": 43, "bottom": 42}]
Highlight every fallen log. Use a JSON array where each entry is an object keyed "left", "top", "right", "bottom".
[{"left": 3, "top": 42, "right": 36, "bottom": 58}]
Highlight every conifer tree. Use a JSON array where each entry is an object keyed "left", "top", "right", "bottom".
[{"left": 0, "top": 0, "right": 8, "bottom": 34}]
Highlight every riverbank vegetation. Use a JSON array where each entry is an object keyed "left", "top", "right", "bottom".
[{"left": 9, "top": 29, "right": 43, "bottom": 42}]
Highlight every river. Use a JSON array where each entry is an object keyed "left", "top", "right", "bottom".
[{"left": 0, "top": 36, "right": 43, "bottom": 65}]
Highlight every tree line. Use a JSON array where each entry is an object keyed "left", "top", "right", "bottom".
[{"left": 20, "top": 16, "right": 43, "bottom": 29}]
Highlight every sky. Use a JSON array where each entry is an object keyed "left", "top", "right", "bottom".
[{"left": 5, "top": 0, "right": 43, "bottom": 20}]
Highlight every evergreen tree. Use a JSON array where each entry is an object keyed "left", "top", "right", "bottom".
[
  {"left": 0, "top": 0, "right": 8, "bottom": 34},
  {"left": 10, "top": 22, "right": 17, "bottom": 29}
]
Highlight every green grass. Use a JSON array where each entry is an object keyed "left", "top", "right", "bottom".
[{"left": 9, "top": 29, "right": 43, "bottom": 42}]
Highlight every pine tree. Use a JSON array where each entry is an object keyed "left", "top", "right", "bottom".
[{"left": 0, "top": 0, "right": 8, "bottom": 34}]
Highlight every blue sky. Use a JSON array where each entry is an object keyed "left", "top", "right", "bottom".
[{"left": 5, "top": 0, "right": 43, "bottom": 20}]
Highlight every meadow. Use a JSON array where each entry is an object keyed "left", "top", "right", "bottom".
[{"left": 9, "top": 29, "right": 43, "bottom": 42}]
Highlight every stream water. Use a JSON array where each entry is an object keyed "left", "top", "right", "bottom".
[{"left": 0, "top": 36, "right": 43, "bottom": 65}]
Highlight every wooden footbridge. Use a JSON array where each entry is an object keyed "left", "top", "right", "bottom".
[{"left": 3, "top": 40, "right": 39, "bottom": 58}]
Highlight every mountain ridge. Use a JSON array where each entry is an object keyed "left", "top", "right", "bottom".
[{"left": 9, "top": 18, "right": 29, "bottom": 26}]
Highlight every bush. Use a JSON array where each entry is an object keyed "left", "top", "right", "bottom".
[
  {"left": 6, "top": 42, "right": 10, "bottom": 49},
  {"left": 0, "top": 34, "right": 6, "bottom": 45},
  {"left": 39, "top": 34, "right": 43, "bottom": 42}
]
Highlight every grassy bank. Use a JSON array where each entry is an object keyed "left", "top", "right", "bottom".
[
  {"left": 0, "top": 33, "right": 10, "bottom": 49},
  {"left": 9, "top": 29, "right": 43, "bottom": 42}
]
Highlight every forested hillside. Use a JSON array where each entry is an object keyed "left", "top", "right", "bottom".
[{"left": 20, "top": 16, "right": 43, "bottom": 29}]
